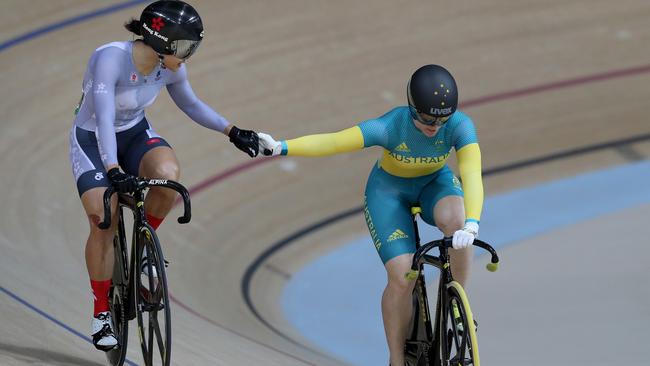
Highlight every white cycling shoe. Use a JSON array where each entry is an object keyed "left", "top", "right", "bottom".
[
  {"left": 141, "top": 252, "right": 158, "bottom": 279},
  {"left": 91, "top": 311, "right": 118, "bottom": 351},
  {"left": 141, "top": 251, "right": 169, "bottom": 281}
]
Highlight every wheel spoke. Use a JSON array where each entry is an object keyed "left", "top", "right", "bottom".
[
  {"left": 136, "top": 228, "right": 172, "bottom": 365},
  {"left": 106, "top": 285, "right": 128, "bottom": 366},
  {"left": 152, "top": 315, "right": 166, "bottom": 361},
  {"left": 445, "top": 288, "right": 477, "bottom": 366},
  {"left": 146, "top": 247, "right": 157, "bottom": 294},
  {"left": 148, "top": 314, "right": 155, "bottom": 363}
]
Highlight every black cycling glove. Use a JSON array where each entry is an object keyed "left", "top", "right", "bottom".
[
  {"left": 107, "top": 167, "right": 137, "bottom": 193},
  {"left": 228, "top": 126, "right": 259, "bottom": 158}
]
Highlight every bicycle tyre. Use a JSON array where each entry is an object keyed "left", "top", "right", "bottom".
[
  {"left": 106, "top": 233, "right": 129, "bottom": 366},
  {"left": 135, "top": 225, "right": 172, "bottom": 366},
  {"left": 106, "top": 284, "right": 129, "bottom": 365},
  {"left": 442, "top": 281, "right": 479, "bottom": 366}
]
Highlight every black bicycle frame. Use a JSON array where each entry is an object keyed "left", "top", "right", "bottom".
[
  {"left": 100, "top": 179, "right": 191, "bottom": 320},
  {"left": 128, "top": 189, "right": 149, "bottom": 321},
  {"left": 406, "top": 216, "right": 455, "bottom": 365},
  {"left": 406, "top": 216, "right": 499, "bottom": 365}
]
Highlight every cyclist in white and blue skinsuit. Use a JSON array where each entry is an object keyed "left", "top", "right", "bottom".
[{"left": 68, "top": 1, "right": 260, "bottom": 351}]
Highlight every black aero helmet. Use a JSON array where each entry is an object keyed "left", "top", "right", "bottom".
[
  {"left": 407, "top": 64, "right": 458, "bottom": 118},
  {"left": 140, "top": 0, "right": 204, "bottom": 59}
]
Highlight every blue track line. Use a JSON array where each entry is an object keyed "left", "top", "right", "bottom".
[
  {"left": 0, "top": 285, "right": 138, "bottom": 365},
  {"left": 0, "top": 0, "right": 148, "bottom": 53},
  {"left": 0, "top": 3, "right": 149, "bottom": 363},
  {"left": 282, "top": 160, "right": 650, "bottom": 366}
]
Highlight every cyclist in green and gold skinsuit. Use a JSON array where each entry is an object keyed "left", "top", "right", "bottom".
[{"left": 259, "top": 65, "right": 484, "bottom": 366}]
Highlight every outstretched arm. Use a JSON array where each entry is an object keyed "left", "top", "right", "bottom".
[
  {"left": 260, "top": 126, "right": 365, "bottom": 156},
  {"left": 259, "top": 109, "right": 395, "bottom": 156},
  {"left": 284, "top": 126, "right": 365, "bottom": 156},
  {"left": 166, "top": 65, "right": 259, "bottom": 157},
  {"left": 166, "top": 65, "right": 230, "bottom": 133}
]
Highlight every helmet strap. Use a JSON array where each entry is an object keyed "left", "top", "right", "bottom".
[{"left": 158, "top": 54, "right": 167, "bottom": 69}]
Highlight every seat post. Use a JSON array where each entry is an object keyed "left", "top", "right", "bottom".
[{"left": 410, "top": 206, "right": 422, "bottom": 249}]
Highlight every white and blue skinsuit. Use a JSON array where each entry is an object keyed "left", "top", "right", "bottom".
[{"left": 69, "top": 41, "right": 228, "bottom": 195}]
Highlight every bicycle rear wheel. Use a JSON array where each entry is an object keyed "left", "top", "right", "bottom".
[
  {"left": 107, "top": 228, "right": 129, "bottom": 366},
  {"left": 443, "top": 281, "right": 479, "bottom": 366},
  {"left": 135, "top": 225, "right": 171, "bottom": 366},
  {"left": 106, "top": 283, "right": 129, "bottom": 365}
]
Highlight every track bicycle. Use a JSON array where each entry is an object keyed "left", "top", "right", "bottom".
[
  {"left": 403, "top": 207, "right": 499, "bottom": 366},
  {"left": 98, "top": 178, "right": 191, "bottom": 366}
]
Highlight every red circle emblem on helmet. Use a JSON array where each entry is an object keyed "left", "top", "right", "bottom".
[{"left": 151, "top": 17, "right": 165, "bottom": 31}]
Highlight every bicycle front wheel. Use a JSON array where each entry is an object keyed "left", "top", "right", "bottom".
[
  {"left": 442, "top": 281, "right": 479, "bottom": 366},
  {"left": 135, "top": 225, "right": 171, "bottom": 366}
]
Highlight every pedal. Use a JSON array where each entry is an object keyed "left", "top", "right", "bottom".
[
  {"left": 140, "top": 301, "right": 165, "bottom": 312},
  {"left": 449, "top": 355, "right": 472, "bottom": 365}
]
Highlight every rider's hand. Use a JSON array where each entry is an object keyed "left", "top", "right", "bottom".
[
  {"left": 228, "top": 126, "right": 259, "bottom": 157},
  {"left": 258, "top": 132, "right": 282, "bottom": 156},
  {"left": 452, "top": 222, "right": 479, "bottom": 249},
  {"left": 107, "top": 167, "right": 137, "bottom": 193}
]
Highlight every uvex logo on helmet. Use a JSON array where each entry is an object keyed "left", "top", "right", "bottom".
[{"left": 430, "top": 107, "right": 453, "bottom": 115}]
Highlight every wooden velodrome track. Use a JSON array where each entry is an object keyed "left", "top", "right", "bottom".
[{"left": 1, "top": 1, "right": 649, "bottom": 365}]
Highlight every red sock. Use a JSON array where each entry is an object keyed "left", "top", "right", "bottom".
[
  {"left": 91, "top": 279, "right": 112, "bottom": 316},
  {"left": 146, "top": 213, "right": 164, "bottom": 230}
]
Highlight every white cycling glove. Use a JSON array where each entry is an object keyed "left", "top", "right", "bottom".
[
  {"left": 452, "top": 222, "right": 479, "bottom": 249},
  {"left": 258, "top": 133, "right": 282, "bottom": 156}
]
